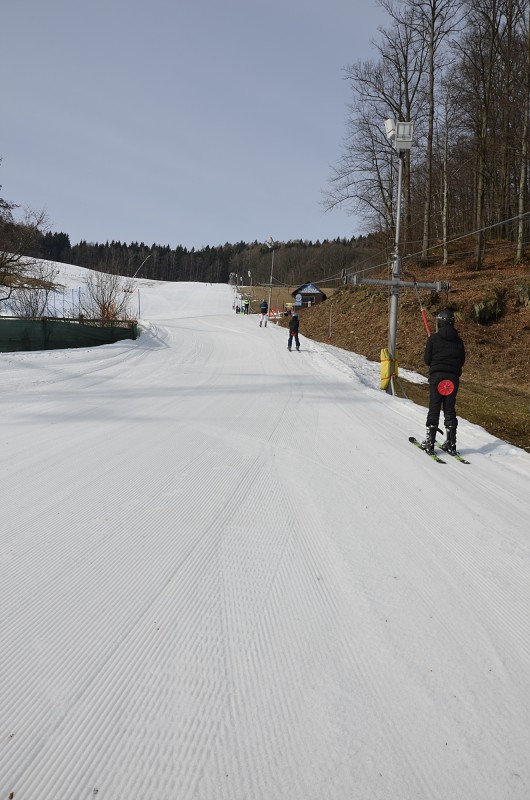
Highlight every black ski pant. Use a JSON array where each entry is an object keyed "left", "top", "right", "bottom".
[
  {"left": 426, "top": 375, "right": 459, "bottom": 428},
  {"left": 288, "top": 333, "right": 300, "bottom": 349}
]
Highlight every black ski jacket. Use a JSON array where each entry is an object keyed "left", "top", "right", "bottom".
[
  {"left": 288, "top": 316, "right": 299, "bottom": 335},
  {"left": 424, "top": 325, "right": 465, "bottom": 378},
  {"left": 289, "top": 317, "right": 300, "bottom": 336}
]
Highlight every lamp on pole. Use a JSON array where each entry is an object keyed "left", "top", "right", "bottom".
[
  {"left": 384, "top": 119, "right": 413, "bottom": 395},
  {"left": 265, "top": 236, "right": 275, "bottom": 317}
]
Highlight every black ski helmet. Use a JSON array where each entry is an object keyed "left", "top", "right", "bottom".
[{"left": 437, "top": 308, "right": 455, "bottom": 327}]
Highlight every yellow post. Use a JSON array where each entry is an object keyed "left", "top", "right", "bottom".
[{"left": 380, "top": 347, "right": 398, "bottom": 391}]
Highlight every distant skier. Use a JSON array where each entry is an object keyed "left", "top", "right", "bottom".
[
  {"left": 243, "top": 298, "right": 250, "bottom": 315},
  {"left": 421, "top": 308, "right": 466, "bottom": 455},
  {"left": 288, "top": 312, "right": 300, "bottom": 351},
  {"left": 259, "top": 299, "right": 268, "bottom": 327}
]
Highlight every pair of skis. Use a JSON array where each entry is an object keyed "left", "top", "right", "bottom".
[{"left": 408, "top": 436, "right": 470, "bottom": 464}]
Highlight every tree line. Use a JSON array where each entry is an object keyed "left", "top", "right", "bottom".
[
  {"left": 1, "top": 166, "right": 385, "bottom": 293},
  {"left": 324, "top": 0, "right": 530, "bottom": 269},
  {"left": 5, "top": 215, "right": 383, "bottom": 289},
  {"left": 44, "top": 233, "right": 387, "bottom": 288}
]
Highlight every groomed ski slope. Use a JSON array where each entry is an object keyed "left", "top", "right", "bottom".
[{"left": 1, "top": 269, "right": 530, "bottom": 800}]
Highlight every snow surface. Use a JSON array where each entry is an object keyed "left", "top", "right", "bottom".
[{"left": 1, "top": 265, "right": 530, "bottom": 800}]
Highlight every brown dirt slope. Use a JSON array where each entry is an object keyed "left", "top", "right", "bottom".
[{"left": 277, "top": 250, "right": 530, "bottom": 452}]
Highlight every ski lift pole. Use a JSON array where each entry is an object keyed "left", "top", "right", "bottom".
[{"left": 413, "top": 279, "right": 431, "bottom": 335}]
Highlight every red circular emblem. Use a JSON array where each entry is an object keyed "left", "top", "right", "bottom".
[{"left": 437, "top": 379, "right": 455, "bottom": 396}]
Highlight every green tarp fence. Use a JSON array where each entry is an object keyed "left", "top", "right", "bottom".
[{"left": 0, "top": 318, "right": 138, "bottom": 353}]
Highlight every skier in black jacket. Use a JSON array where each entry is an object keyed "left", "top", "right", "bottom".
[
  {"left": 288, "top": 313, "right": 300, "bottom": 351},
  {"left": 422, "top": 308, "right": 465, "bottom": 455}
]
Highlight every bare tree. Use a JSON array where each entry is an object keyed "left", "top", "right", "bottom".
[
  {"left": 397, "top": 0, "right": 463, "bottom": 259},
  {"left": 516, "top": 3, "right": 530, "bottom": 262},
  {"left": 429, "top": 70, "right": 470, "bottom": 263},
  {"left": 0, "top": 201, "right": 50, "bottom": 306},
  {"left": 8, "top": 261, "right": 59, "bottom": 318},
  {"left": 437, "top": 87, "right": 454, "bottom": 264},
  {"left": 325, "top": 94, "right": 396, "bottom": 235},
  {"left": 325, "top": 4, "right": 428, "bottom": 252},
  {"left": 81, "top": 268, "right": 135, "bottom": 322},
  {"left": 376, "top": 3, "right": 429, "bottom": 248},
  {"left": 454, "top": 0, "right": 510, "bottom": 268}
]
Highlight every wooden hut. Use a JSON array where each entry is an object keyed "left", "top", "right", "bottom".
[{"left": 291, "top": 282, "right": 327, "bottom": 308}]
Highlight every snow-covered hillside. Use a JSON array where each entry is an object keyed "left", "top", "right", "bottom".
[{"left": 1, "top": 267, "right": 529, "bottom": 799}]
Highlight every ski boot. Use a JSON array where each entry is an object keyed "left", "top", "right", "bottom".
[
  {"left": 421, "top": 426, "right": 437, "bottom": 455},
  {"left": 441, "top": 426, "right": 457, "bottom": 456}
]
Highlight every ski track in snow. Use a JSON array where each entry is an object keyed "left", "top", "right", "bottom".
[{"left": 1, "top": 276, "right": 530, "bottom": 799}]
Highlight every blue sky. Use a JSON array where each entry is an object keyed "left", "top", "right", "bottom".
[{"left": 2, "top": 0, "right": 388, "bottom": 249}]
